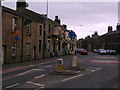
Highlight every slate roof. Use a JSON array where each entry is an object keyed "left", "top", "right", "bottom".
[
  {"left": 101, "top": 30, "right": 120, "bottom": 37},
  {"left": 2, "top": 6, "right": 39, "bottom": 23},
  {"left": 19, "top": 9, "right": 48, "bottom": 24},
  {"left": 2, "top": 6, "right": 54, "bottom": 24}
]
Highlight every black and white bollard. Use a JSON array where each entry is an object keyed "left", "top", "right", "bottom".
[{"left": 57, "top": 59, "right": 64, "bottom": 72}]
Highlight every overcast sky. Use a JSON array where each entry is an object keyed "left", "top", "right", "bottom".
[{"left": 2, "top": 1, "right": 118, "bottom": 39}]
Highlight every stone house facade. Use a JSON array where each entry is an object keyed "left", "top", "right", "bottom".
[{"left": 2, "top": 1, "right": 70, "bottom": 64}]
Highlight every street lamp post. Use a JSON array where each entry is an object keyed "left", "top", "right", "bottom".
[
  {"left": 73, "top": 25, "right": 82, "bottom": 54},
  {"left": 74, "top": 25, "right": 83, "bottom": 33}
]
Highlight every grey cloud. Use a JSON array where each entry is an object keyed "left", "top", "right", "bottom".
[{"left": 2, "top": 1, "right": 118, "bottom": 39}]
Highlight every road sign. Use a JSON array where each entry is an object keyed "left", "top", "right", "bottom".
[{"left": 68, "top": 31, "right": 76, "bottom": 39}]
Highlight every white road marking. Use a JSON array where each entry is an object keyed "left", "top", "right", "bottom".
[
  {"left": 26, "top": 81, "right": 44, "bottom": 87},
  {"left": 34, "top": 74, "right": 45, "bottom": 79},
  {"left": 40, "top": 86, "right": 44, "bottom": 88},
  {"left": 40, "top": 60, "right": 57, "bottom": 65},
  {"left": 5, "top": 83, "right": 20, "bottom": 89},
  {"left": 62, "top": 74, "right": 84, "bottom": 82},
  {"left": 34, "top": 86, "right": 44, "bottom": 90},
  {"left": 76, "top": 71, "right": 81, "bottom": 74},
  {"left": 43, "top": 65, "right": 53, "bottom": 68},
  {"left": 91, "top": 68, "right": 101, "bottom": 72},
  {"left": 91, "top": 60, "right": 119, "bottom": 63},
  {"left": 16, "top": 69, "right": 44, "bottom": 76},
  {"left": 96, "top": 57, "right": 115, "bottom": 59},
  {"left": 85, "top": 69, "right": 93, "bottom": 71}
]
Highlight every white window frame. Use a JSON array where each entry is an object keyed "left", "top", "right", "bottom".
[
  {"left": 39, "top": 24, "right": 43, "bottom": 36},
  {"left": 26, "top": 24, "right": 31, "bottom": 35},
  {"left": 26, "top": 42, "right": 30, "bottom": 55},
  {"left": 12, "top": 17, "right": 17, "bottom": 31},
  {"left": 12, "top": 43, "right": 16, "bottom": 57}
]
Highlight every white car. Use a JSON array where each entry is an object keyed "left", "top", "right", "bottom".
[
  {"left": 106, "top": 49, "right": 117, "bottom": 55},
  {"left": 93, "top": 49, "right": 98, "bottom": 53},
  {"left": 98, "top": 49, "right": 107, "bottom": 54}
]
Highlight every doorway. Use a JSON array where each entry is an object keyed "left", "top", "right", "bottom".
[{"left": 1, "top": 46, "right": 6, "bottom": 64}]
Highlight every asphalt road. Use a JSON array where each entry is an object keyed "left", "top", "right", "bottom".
[{"left": 2, "top": 52, "right": 120, "bottom": 89}]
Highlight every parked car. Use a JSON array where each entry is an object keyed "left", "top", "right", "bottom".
[
  {"left": 106, "top": 49, "right": 117, "bottom": 55},
  {"left": 80, "top": 49, "right": 88, "bottom": 55},
  {"left": 77, "top": 48, "right": 84, "bottom": 53},
  {"left": 98, "top": 49, "right": 107, "bottom": 55},
  {"left": 93, "top": 49, "right": 98, "bottom": 53}
]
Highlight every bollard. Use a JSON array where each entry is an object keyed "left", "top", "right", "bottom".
[
  {"left": 57, "top": 59, "right": 64, "bottom": 72},
  {"left": 72, "top": 56, "right": 78, "bottom": 68}
]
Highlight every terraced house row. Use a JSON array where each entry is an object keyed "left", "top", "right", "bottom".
[
  {"left": 1, "top": 1, "right": 76, "bottom": 64},
  {"left": 77, "top": 23, "right": 120, "bottom": 54}
]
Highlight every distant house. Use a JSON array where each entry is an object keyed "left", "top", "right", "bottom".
[
  {"left": 77, "top": 24, "right": 120, "bottom": 54},
  {"left": 100, "top": 24, "right": 120, "bottom": 53}
]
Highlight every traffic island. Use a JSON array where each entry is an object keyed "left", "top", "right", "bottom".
[
  {"left": 64, "top": 66, "right": 86, "bottom": 71},
  {"left": 50, "top": 70, "right": 77, "bottom": 75},
  {"left": 50, "top": 58, "right": 77, "bottom": 75},
  {"left": 51, "top": 58, "right": 86, "bottom": 75}
]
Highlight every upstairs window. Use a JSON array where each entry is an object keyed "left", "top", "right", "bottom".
[
  {"left": 12, "top": 17, "right": 17, "bottom": 31},
  {"left": 26, "top": 24, "right": 31, "bottom": 36},
  {"left": 39, "top": 25, "right": 43, "bottom": 36},
  {"left": 48, "top": 24, "right": 51, "bottom": 34}
]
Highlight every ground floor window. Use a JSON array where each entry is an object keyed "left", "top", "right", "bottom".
[
  {"left": 39, "top": 40, "right": 42, "bottom": 52},
  {"left": 12, "top": 43, "right": 16, "bottom": 57},
  {"left": 58, "top": 41, "right": 61, "bottom": 51},
  {"left": 47, "top": 40, "right": 50, "bottom": 51},
  {"left": 26, "top": 42, "right": 30, "bottom": 55}
]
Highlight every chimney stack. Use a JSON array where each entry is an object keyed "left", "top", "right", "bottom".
[
  {"left": 116, "top": 23, "right": 120, "bottom": 31},
  {"left": 63, "top": 24, "right": 67, "bottom": 29},
  {"left": 108, "top": 26, "right": 113, "bottom": 33},
  {"left": 16, "top": 0, "right": 28, "bottom": 10},
  {"left": 94, "top": 31, "right": 98, "bottom": 35},
  {"left": 54, "top": 16, "right": 61, "bottom": 24}
]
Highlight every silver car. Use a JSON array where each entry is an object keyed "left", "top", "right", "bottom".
[{"left": 98, "top": 49, "right": 107, "bottom": 55}]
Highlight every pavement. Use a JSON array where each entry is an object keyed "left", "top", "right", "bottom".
[{"left": 1, "top": 54, "right": 73, "bottom": 72}]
